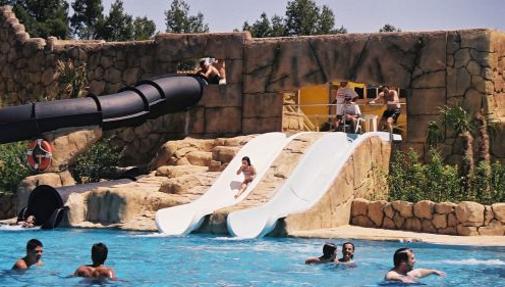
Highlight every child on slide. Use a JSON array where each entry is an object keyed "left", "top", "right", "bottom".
[{"left": 235, "top": 156, "right": 256, "bottom": 198}]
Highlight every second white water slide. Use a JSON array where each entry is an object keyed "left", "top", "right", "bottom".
[
  {"left": 155, "top": 132, "right": 293, "bottom": 235},
  {"left": 226, "top": 132, "right": 397, "bottom": 238}
]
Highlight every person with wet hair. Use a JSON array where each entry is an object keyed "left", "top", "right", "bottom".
[
  {"left": 12, "top": 239, "right": 43, "bottom": 270},
  {"left": 235, "top": 156, "right": 256, "bottom": 199},
  {"left": 338, "top": 242, "right": 355, "bottom": 263},
  {"left": 74, "top": 243, "right": 116, "bottom": 280},
  {"left": 385, "top": 248, "right": 445, "bottom": 283},
  {"left": 305, "top": 242, "right": 337, "bottom": 264}
]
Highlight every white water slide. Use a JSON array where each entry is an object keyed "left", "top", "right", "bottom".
[
  {"left": 226, "top": 132, "right": 400, "bottom": 238},
  {"left": 155, "top": 132, "right": 298, "bottom": 235}
]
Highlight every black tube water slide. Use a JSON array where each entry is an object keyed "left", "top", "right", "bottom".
[
  {"left": 20, "top": 178, "right": 135, "bottom": 229},
  {"left": 0, "top": 75, "right": 207, "bottom": 144},
  {"left": 4, "top": 74, "right": 207, "bottom": 228}
]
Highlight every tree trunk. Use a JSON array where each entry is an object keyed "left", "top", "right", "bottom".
[
  {"left": 475, "top": 111, "right": 491, "bottom": 201},
  {"left": 462, "top": 131, "right": 475, "bottom": 195}
]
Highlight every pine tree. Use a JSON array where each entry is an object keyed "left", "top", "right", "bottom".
[
  {"left": 9, "top": 0, "right": 70, "bottom": 39},
  {"left": 165, "top": 0, "right": 208, "bottom": 33},
  {"left": 95, "top": 0, "right": 133, "bottom": 41},
  {"left": 70, "top": 0, "right": 104, "bottom": 39}
]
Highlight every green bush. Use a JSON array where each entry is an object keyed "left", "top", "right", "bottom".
[
  {"left": 71, "top": 137, "right": 122, "bottom": 184},
  {"left": 0, "top": 142, "right": 30, "bottom": 194},
  {"left": 388, "top": 148, "right": 505, "bottom": 204}
]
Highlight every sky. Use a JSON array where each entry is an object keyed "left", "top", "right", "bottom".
[{"left": 101, "top": 0, "right": 505, "bottom": 34}]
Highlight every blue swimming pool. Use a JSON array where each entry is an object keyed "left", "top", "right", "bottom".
[{"left": 0, "top": 227, "right": 503, "bottom": 286}]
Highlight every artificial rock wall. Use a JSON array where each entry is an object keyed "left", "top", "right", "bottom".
[
  {"left": 2, "top": 5, "right": 505, "bottom": 165},
  {"left": 351, "top": 199, "right": 505, "bottom": 236}
]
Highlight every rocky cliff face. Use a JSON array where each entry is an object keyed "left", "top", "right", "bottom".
[{"left": 60, "top": 136, "right": 253, "bottom": 231}]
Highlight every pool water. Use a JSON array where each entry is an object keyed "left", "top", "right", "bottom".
[{"left": 0, "top": 228, "right": 504, "bottom": 286}]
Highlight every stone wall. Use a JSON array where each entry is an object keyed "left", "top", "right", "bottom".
[
  {"left": 2, "top": 5, "right": 505, "bottom": 165},
  {"left": 351, "top": 198, "right": 505, "bottom": 236}
]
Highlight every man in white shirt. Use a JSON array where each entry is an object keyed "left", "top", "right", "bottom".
[
  {"left": 335, "top": 81, "right": 359, "bottom": 116},
  {"left": 336, "top": 95, "right": 361, "bottom": 132}
]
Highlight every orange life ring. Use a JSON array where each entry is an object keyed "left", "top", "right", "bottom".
[{"left": 26, "top": 139, "right": 52, "bottom": 172}]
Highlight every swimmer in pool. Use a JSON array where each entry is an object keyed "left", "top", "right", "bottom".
[
  {"left": 74, "top": 243, "right": 116, "bottom": 280},
  {"left": 21, "top": 215, "right": 36, "bottom": 228},
  {"left": 305, "top": 242, "right": 337, "bottom": 264},
  {"left": 337, "top": 242, "right": 355, "bottom": 264},
  {"left": 12, "top": 239, "right": 43, "bottom": 270},
  {"left": 235, "top": 156, "right": 256, "bottom": 198},
  {"left": 385, "top": 248, "right": 445, "bottom": 283}
]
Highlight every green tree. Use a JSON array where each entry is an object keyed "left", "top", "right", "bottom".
[
  {"left": 243, "top": 13, "right": 272, "bottom": 38},
  {"left": 316, "top": 5, "right": 334, "bottom": 34},
  {"left": 244, "top": 0, "right": 345, "bottom": 38},
  {"left": 7, "top": 0, "right": 70, "bottom": 39},
  {"left": 165, "top": 0, "right": 208, "bottom": 33},
  {"left": 95, "top": 0, "right": 133, "bottom": 41},
  {"left": 285, "top": 0, "right": 320, "bottom": 35},
  {"left": 270, "top": 15, "right": 286, "bottom": 36},
  {"left": 440, "top": 105, "right": 475, "bottom": 194},
  {"left": 70, "top": 0, "right": 104, "bottom": 39},
  {"left": 379, "top": 24, "right": 402, "bottom": 32},
  {"left": 133, "top": 16, "right": 156, "bottom": 40}
]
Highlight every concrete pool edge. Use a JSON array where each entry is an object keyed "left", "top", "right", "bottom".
[{"left": 288, "top": 225, "right": 505, "bottom": 247}]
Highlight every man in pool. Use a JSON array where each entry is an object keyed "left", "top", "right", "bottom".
[
  {"left": 337, "top": 242, "right": 355, "bottom": 264},
  {"left": 305, "top": 242, "right": 337, "bottom": 264},
  {"left": 12, "top": 239, "right": 43, "bottom": 270},
  {"left": 385, "top": 248, "right": 445, "bottom": 283},
  {"left": 74, "top": 243, "right": 116, "bottom": 280}
]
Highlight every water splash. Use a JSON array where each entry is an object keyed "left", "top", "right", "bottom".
[{"left": 440, "top": 258, "right": 505, "bottom": 266}]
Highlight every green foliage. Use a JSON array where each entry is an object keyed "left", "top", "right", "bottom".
[
  {"left": 133, "top": 16, "right": 156, "bottom": 40},
  {"left": 70, "top": 0, "right": 104, "bottom": 39},
  {"left": 388, "top": 149, "right": 427, "bottom": 202},
  {"left": 165, "top": 0, "right": 208, "bottom": 33},
  {"left": 440, "top": 105, "right": 473, "bottom": 136},
  {"left": 9, "top": 0, "right": 70, "bottom": 39},
  {"left": 490, "top": 161, "right": 505, "bottom": 202},
  {"left": 71, "top": 137, "right": 122, "bottom": 183},
  {"left": 426, "top": 121, "right": 444, "bottom": 148},
  {"left": 243, "top": 0, "right": 346, "bottom": 38},
  {"left": 55, "top": 60, "right": 88, "bottom": 99},
  {"left": 388, "top": 148, "right": 505, "bottom": 204},
  {"left": 94, "top": 0, "right": 133, "bottom": 41},
  {"left": 0, "top": 142, "right": 30, "bottom": 194},
  {"left": 379, "top": 24, "right": 402, "bottom": 33}
]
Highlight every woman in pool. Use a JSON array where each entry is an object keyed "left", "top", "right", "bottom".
[
  {"left": 235, "top": 156, "right": 256, "bottom": 198},
  {"left": 305, "top": 243, "right": 337, "bottom": 264}
]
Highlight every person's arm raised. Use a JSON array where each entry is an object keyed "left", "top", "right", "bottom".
[{"left": 409, "top": 268, "right": 446, "bottom": 279}]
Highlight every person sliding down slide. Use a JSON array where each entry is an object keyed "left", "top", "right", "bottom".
[{"left": 235, "top": 156, "right": 256, "bottom": 199}]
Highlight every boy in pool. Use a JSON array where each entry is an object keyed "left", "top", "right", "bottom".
[
  {"left": 12, "top": 239, "right": 43, "bottom": 270},
  {"left": 235, "top": 156, "right": 256, "bottom": 198},
  {"left": 337, "top": 242, "right": 355, "bottom": 264},
  {"left": 74, "top": 243, "right": 116, "bottom": 280},
  {"left": 305, "top": 242, "right": 337, "bottom": 264},
  {"left": 385, "top": 248, "right": 445, "bottom": 283}
]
